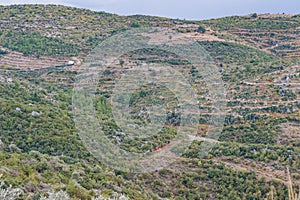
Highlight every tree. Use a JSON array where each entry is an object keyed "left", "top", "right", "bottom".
[
  {"left": 119, "top": 59, "right": 125, "bottom": 67},
  {"left": 197, "top": 26, "right": 206, "bottom": 33},
  {"left": 252, "top": 13, "right": 258, "bottom": 18}
]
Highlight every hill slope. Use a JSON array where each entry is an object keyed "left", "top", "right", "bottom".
[{"left": 0, "top": 5, "right": 299, "bottom": 200}]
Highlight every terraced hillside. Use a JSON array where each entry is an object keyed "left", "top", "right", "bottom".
[
  {"left": 0, "top": 5, "right": 299, "bottom": 200},
  {"left": 203, "top": 14, "right": 300, "bottom": 60}
]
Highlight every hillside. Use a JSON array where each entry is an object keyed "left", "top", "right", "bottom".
[{"left": 0, "top": 4, "right": 299, "bottom": 200}]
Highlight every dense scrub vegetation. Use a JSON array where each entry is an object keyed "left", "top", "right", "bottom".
[
  {"left": 204, "top": 15, "right": 299, "bottom": 31},
  {"left": 0, "top": 31, "right": 79, "bottom": 57},
  {"left": 199, "top": 41, "right": 278, "bottom": 65}
]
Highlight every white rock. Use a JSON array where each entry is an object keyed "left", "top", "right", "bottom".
[
  {"left": 6, "top": 78, "right": 13, "bottom": 83},
  {"left": 67, "top": 60, "right": 75, "bottom": 65},
  {"left": 31, "top": 111, "right": 42, "bottom": 117}
]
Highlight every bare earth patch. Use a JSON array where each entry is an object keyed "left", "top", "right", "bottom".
[{"left": 278, "top": 122, "right": 300, "bottom": 146}]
